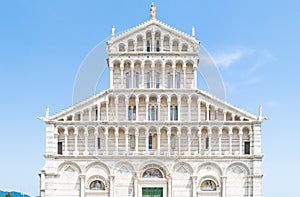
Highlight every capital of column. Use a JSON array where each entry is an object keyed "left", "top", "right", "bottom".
[
  {"left": 104, "top": 128, "right": 108, "bottom": 136},
  {"left": 115, "top": 128, "right": 119, "bottom": 137},
  {"left": 64, "top": 127, "right": 68, "bottom": 136},
  {"left": 94, "top": 129, "right": 98, "bottom": 136},
  {"left": 197, "top": 129, "right": 202, "bottom": 137},
  {"left": 79, "top": 174, "right": 86, "bottom": 179},
  {"left": 167, "top": 128, "right": 171, "bottom": 136},
  {"left": 177, "top": 130, "right": 181, "bottom": 136},
  {"left": 146, "top": 96, "right": 149, "bottom": 103},
  {"left": 115, "top": 97, "right": 119, "bottom": 104},
  {"left": 74, "top": 127, "right": 78, "bottom": 136},
  {"left": 135, "top": 97, "right": 139, "bottom": 104},
  {"left": 229, "top": 129, "right": 233, "bottom": 135},
  {"left": 197, "top": 98, "right": 201, "bottom": 104}
]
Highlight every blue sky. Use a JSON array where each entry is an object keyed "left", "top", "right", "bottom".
[{"left": 0, "top": 0, "right": 299, "bottom": 196}]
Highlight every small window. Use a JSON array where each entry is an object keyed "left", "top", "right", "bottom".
[
  {"left": 147, "top": 72, "right": 151, "bottom": 88},
  {"left": 135, "top": 72, "right": 139, "bottom": 88},
  {"left": 58, "top": 142, "right": 62, "bottom": 155},
  {"left": 149, "top": 135, "right": 153, "bottom": 149},
  {"left": 167, "top": 72, "right": 172, "bottom": 88},
  {"left": 156, "top": 40, "right": 160, "bottom": 52},
  {"left": 97, "top": 137, "right": 101, "bottom": 149},
  {"left": 171, "top": 134, "right": 176, "bottom": 150},
  {"left": 176, "top": 72, "right": 180, "bottom": 88},
  {"left": 130, "top": 135, "right": 135, "bottom": 149},
  {"left": 156, "top": 72, "right": 160, "bottom": 88},
  {"left": 128, "top": 106, "right": 132, "bottom": 120},
  {"left": 245, "top": 141, "right": 250, "bottom": 154},
  {"left": 147, "top": 40, "right": 151, "bottom": 52},
  {"left": 126, "top": 72, "right": 130, "bottom": 88},
  {"left": 133, "top": 106, "right": 136, "bottom": 120},
  {"left": 205, "top": 137, "right": 209, "bottom": 150},
  {"left": 95, "top": 109, "right": 98, "bottom": 120}
]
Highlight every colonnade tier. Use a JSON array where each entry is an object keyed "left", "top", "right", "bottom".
[
  {"left": 59, "top": 93, "right": 250, "bottom": 122},
  {"left": 108, "top": 58, "right": 198, "bottom": 89},
  {"left": 54, "top": 124, "right": 253, "bottom": 157}
]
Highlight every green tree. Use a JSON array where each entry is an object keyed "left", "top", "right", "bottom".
[{"left": 4, "top": 193, "right": 12, "bottom": 197}]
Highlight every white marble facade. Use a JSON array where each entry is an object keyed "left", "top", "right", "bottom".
[{"left": 39, "top": 4, "right": 264, "bottom": 197}]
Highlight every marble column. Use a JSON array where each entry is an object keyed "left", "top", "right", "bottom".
[
  {"left": 106, "top": 101, "right": 109, "bottom": 121},
  {"left": 183, "top": 64, "right": 186, "bottom": 88},
  {"left": 197, "top": 99, "right": 201, "bottom": 121},
  {"left": 206, "top": 104, "right": 210, "bottom": 121},
  {"left": 104, "top": 128, "right": 108, "bottom": 155},
  {"left": 135, "top": 97, "right": 139, "bottom": 121},
  {"left": 135, "top": 129, "right": 139, "bottom": 153},
  {"left": 229, "top": 129, "right": 233, "bottom": 155},
  {"left": 187, "top": 128, "right": 191, "bottom": 155},
  {"left": 218, "top": 130, "right": 222, "bottom": 155},
  {"left": 198, "top": 129, "right": 202, "bottom": 155},
  {"left": 167, "top": 128, "right": 171, "bottom": 154},
  {"left": 115, "top": 127, "right": 119, "bottom": 154},
  {"left": 109, "top": 175, "right": 115, "bottom": 197},
  {"left": 120, "top": 65, "right": 124, "bottom": 88},
  {"left": 63, "top": 127, "right": 69, "bottom": 155},
  {"left": 79, "top": 175, "right": 85, "bottom": 197},
  {"left": 221, "top": 176, "right": 227, "bottom": 197},
  {"left": 109, "top": 65, "right": 114, "bottom": 89},
  {"left": 83, "top": 127, "right": 89, "bottom": 155},
  {"left": 74, "top": 127, "right": 79, "bottom": 155},
  {"left": 157, "top": 130, "right": 161, "bottom": 154},
  {"left": 115, "top": 97, "right": 118, "bottom": 121},
  {"left": 239, "top": 131, "right": 243, "bottom": 155},
  {"left": 177, "top": 129, "right": 181, "bottom": 154},
  {"left": 192, "top": 175, "right": 197, "bottom": 197},
  {"left": 94, "top": 128, "right": 98, "bottom": 155},
  {"left": 125, "top": 129, "right": 129, "bottom": 152}
]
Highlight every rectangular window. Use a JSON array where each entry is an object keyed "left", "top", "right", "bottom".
[
  {"left": 167, "top": 72, "right": 172, "bottom": 88},
  {"left": 156, "top": 106, "right": 158, "bottom": 121},
  {"left": 176, "top": 72, "right": 180, "bottom": 88},
  {"left": 151, "top": 106, "right": 155, "bottom": 121},
  {"left": 147, "top": 72, "right": 151, "bottom": 88},
  {"left": 126, "top": 72, "right": 130, "bottom": 88},
  {"left": 174, "top": 106, "right": 178, "bottom": 121},
  {"left": 156, "top": 72, "right": 160, "bottom": 88},
  {"left": 136, "top": 72, "right": 139, "bottom": 88},
  {"left": 95, "top": 109, "right": 98, "bottom": 120},
  {"left": 97, "top": 137, "right": 101, "bottom": 149},
  {"left": 205, "top": 137, "right": 209, "bottom": 150},
  {"left": 245, "top": 142, "right": 250, "bottom": 154},
  {"left": 170, "top": 106, "right": 174, "bottom": 121},
  {"left": 149, "top": 135, "right": 153, "bottom": 149},
  {"left": 58, "top": 142, "right": 63, "bottom": 155},
  {"left": 130, "top": 135, "right": 135, "bottom": 149},
  {"left": 133, "top": 106, "right": 136, "bottom": 120},
  {"left": 128, "top": 106, "right": 132, "bottom": 120},
  {"left": 171, "top": 134, "right": 176, "bottom": 150}
]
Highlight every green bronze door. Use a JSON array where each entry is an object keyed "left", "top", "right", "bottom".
[{"left": 142, "top": 187, "right": 163, "bottom": 197}]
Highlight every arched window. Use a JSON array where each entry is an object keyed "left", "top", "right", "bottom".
[
  {"left": 200, "top": 179, "right": 217, "bottom": 191},
  {"left": 147, "top": 41, "right": 151, "bottom": 52},
  {"left": 119, "top": 43, "right": 125, "bottom": 52},
  {"left": 89, "top": 180, "right": 106, "bottom": 190},
  {"left": 156, "top": 40, "right": 160, "bottom": 52},
  {"left": 181, "top": 44, "right": 188, "bottom": 52}
]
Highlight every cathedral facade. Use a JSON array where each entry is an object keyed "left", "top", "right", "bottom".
[{"left": 39, "top": 4, "right": 264, "bottom": 197}]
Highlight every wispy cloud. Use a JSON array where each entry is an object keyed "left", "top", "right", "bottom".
[{"left": 213, "top": 50, "right": 244, "bottom": 68}]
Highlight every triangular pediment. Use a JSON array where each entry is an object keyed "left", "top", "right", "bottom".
[{"left": 107, "top": 19, "right": 200, "bottom": 54}]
